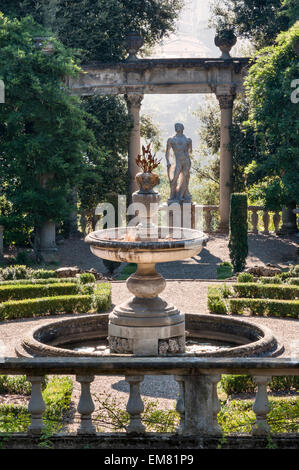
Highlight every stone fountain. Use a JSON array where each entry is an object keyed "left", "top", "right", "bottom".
[
  {"left": 85, "top": 145, "right": 207, "bottom": 356},
  {"left": 16, "top": 145, "right": 282, "bottom": 359}
]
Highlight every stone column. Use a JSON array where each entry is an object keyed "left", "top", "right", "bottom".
[
  {"left": 38, "top": 220, "right": 58, "bottom": 263},
  {"left": 37, "top": 172, "right": 58, "bottom": 263},
  {"left": 0, "top": 225, "right": 4, "bottom": 260},
  {"left": 125, "top": 93, "right": 144, "bottom": 199},
  {"left": 278, "top": 203, "right": 298, "bottom": 235},
  {"left": 216, "top": 92, "right": 235, "bottom": 232}
]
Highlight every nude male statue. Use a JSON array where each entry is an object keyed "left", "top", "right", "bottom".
[{"left": 165, "top": 123, "right": 192, "bottom": 204}]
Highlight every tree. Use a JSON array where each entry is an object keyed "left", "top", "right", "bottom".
[
  {"left": 78, "top": 96, "right": 131, "bottom": 229},
  {"left": 0, "top": 0, "right": 183, "bottom": 61},
  {"left": 192, "top": 96, "right": 254, "bottom": 205},
  {"left": 229, "top": 193, "right": 248, "bottom": 272},
  {"left": 0, "top": 14, "right": 93, "bottom": 245},
  {"left": 0, "top": 1, "right": 183, "bottom": 240},
  {"left": 210, "top": 0, "right": 298, "bottom": 48},
  {"left": 244, "top": 23, "right": 299, "bottom": 210}
]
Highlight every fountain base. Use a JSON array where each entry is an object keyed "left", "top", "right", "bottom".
[{"left": 109, "top": 296, "right": 185, "bottom": 355}]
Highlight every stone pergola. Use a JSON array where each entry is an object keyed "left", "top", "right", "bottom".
[
  {"left": 67, "top": 43, "right": 249, "bottom": 232},
  {"left": 34, "top": 36, "right": 249, "bottom": 260}
]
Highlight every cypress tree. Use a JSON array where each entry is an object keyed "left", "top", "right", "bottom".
[{"left": 228, "top": 193, "right": 248, "bottom": 272}]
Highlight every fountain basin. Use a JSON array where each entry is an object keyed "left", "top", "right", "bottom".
[
  {"left": 85, "top": 226, "right": 208, "bottom": 355},
  {"left": 85, "top": 227, "right": 208, "bottom": 264},
  {"left": 16, "top": 313, "right": 283, "bottom": 358}
]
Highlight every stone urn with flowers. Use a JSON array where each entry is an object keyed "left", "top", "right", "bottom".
[{"left": 132, "top": 144, "right": 161, "bottom": 241}]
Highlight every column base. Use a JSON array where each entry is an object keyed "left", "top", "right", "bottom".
[
  {"left": 216, "top": 222, "right": 229, "bottom": 234},
  {"left": 38, "top": 249, "right": 59, "bottom": 264}
]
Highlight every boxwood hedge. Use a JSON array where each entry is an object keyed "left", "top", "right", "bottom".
[
  {"left": 229, "top": 298, "right": 299, "bottom": 318},
  {"left": 0, "top": 284, "right": 111, "bottom": 320},
  {"left": 233, "top": 283, "right": 299, "bottom": 300},
  {"left": 0, "top": 283, "right": 79, "bottom": 302}
]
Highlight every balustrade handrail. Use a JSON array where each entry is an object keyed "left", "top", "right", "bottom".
[
  {"left": 0, "top": 356, "right": 298, "bottom": 439},
  {"left": 0, "top": 356, "right": 298, "bottom": 376}
]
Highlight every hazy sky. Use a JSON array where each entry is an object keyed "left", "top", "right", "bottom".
[{"left": 142, "top": 0, "right": 219, "bottom": 162}]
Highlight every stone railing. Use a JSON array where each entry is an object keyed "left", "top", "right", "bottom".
[
  {"left": 0, "top": 357, "right": 298, "bottom": 448},
  {"left": 197, "top": 205, "right": 282, "bottom": 234}
]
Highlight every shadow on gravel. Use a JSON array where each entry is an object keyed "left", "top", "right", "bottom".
[{"left": 112, "top": 376, "right": 179, "bottom": 400}]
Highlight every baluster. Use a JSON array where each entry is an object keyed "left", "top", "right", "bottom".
[
  {"left": 204, "top": 208, "right": 212, "bottom": 233},
  {"left": 174, "top": 375, "right": 185, "bottom": 434},
  {"left": 252, "top": 376, "right": 271, "bottom": 436},
  {"left": 125, "top": 375, "right": 145, "bottom": 434},
  {"left": 76, "top": 375, "right": 96, "bottom": 435},
  {"left": 273, "top": 211, "right": 281, "bottom": 233},
  {"left": 27, "top": 375, "right": 46, "bottom": 435},
  {"left": 251, "top": 208, "right": 259, "bottom": 234},
  {"left": 262, "top": 211, "right": 270, "bottom": 234},
  {"left": 210, "top": 374, "right": 222, "bottom": 435}
]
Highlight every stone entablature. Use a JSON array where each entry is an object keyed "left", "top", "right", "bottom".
[{"left": 67, "top": 58, "right": 249, "bottom": 96}]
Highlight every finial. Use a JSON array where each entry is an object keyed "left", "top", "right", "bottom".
[{"left": 125, "top": 32, "right": 143, "bottom": 62}]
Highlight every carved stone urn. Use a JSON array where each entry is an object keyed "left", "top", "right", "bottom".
[
  {"left": 133, "top": 172, "right": 160, "bottom": 241},
  {"left": 215, "top": 31, "right": 237, "bottom": 59},
  {"left": 125, "top": 31, "right": 143, "bottom": 61}
]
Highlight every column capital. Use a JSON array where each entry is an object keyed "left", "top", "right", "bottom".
[
  {"left": 216, "top": 93, "right": 236, "bottom": 109},
  {"left": 125, "top": 93, "right": 144, "bottom": 108}
]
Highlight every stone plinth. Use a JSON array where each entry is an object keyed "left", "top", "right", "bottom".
[
  {"left": 38, "top": 221, "right": 59, "bottom": 263},
  {"left": 108, "top": 264, "right": 186, "bottom": 356}
]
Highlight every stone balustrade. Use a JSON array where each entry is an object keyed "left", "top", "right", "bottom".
[
  {"left": 195, "top": 205, "right": 282, "bottom": 234},
  {"left": 0, "top": 357, "right": 298, "bottom": 448}
]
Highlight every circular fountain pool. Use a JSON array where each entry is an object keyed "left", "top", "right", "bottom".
[{"left": 16, "top": 313, "right": 283, "bottom": 358}]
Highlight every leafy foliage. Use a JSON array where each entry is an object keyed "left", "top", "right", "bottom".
[
  {"left": 218, "top": 397, "right": 299, "bottom": 434},
  {"left": 0, "top": 14, "right": 93, "bottom": 244},
  {"left": 244, "top": 24, "right": 299, "bottom": 209},
  {"left": 210, "top": 0, "right": 298, "bottom": 47},
  {"left": 0, "top": 376, "right": 73, "bottom": 435}
]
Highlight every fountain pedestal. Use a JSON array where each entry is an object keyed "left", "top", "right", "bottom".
[
  {"left": 108, "top": 263, "right": 185, "bottom": 355},
  {"left": 86, "top": 151, "right": 208, "bottom": 357}
]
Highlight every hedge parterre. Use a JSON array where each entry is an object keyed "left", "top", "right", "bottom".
[
  {"left": 207, "top": 285, "right": 299, "bottom": 318},
  {"left": 233, "top": 283, "right": 299, "bottom": 300},
  {"left": 0, "top": 283, "right": 111, "bottom": 320},
  {"left": 0, "top": 283, "right": 79, "bottom": 302}
]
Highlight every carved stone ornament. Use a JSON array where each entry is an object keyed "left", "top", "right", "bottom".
[{"left": 125, "top": 93, "right": 144, "bottom": 108}]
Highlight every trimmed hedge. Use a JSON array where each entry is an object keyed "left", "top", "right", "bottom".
[
  {"left": 80, "top": 273, "right": 96, "bottom": 284},
  {"left": 237, "top": 273, "right": 254, "bottom": 283},
  {"left": 229, "top": 298, "right": 299, "bottom": 318},
  {"left": 207, "top": 287, "right": 228, "bottom": 314},
  {"left": 0, "top": 266, "right": 58, "bottom": 281},
  {"left": 0, "top": 283, "right": 111, "bottom": 320},
  {"left": 0, "top": 277, "right": 78, "bottom": 286},
  {"left": 221, "top": 374, "right": 299, "bottom": 395},
  {"left": 258, "top": 276, "right": 282, "bottom": 284},
  {"left": 233, "top": 283, "right": 299, "bottom": 300},
  {"left": 288, "top": 278, "right": 299, "bottom": 286},
  {"left": 0, "top": 283, "right": 79, "bottom": 302}
]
